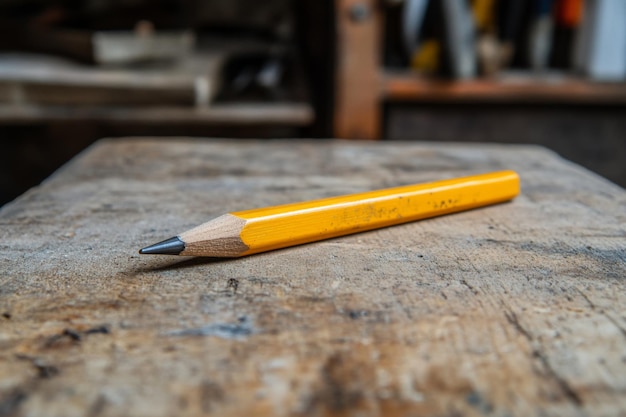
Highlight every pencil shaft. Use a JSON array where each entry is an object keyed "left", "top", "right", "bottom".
[{"left": 175, "top": 170, "right": 519, "bottom": 257}]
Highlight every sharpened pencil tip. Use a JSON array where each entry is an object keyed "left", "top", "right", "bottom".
[{"left": 139, "top": 236, "right": 185, "bottom": 255}]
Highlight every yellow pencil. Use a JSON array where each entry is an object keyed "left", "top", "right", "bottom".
[{"left": 139, "top": 170, "right": 520, "bottom": 257}]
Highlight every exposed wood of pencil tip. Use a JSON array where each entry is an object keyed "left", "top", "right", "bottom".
[{"left": 179, "top": 214, "right": 249, "bottom": 257}]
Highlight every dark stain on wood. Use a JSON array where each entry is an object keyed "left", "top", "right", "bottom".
[
  {"left": 84, "top": 325, "right": 110, "bottom": 335},
  {"left": 43, "top": 326, "right": 110, "bottom": 349},
  {"left": 347, "top": 309, "right": 368, "bottom": 320},
  {"left": 305, "top": 352, "right": 370, "bottom": 414},
  {"left": 0, "top": 389, "right": 27, "bottom": 416},
  {"left": 33, "top": 362, "right": 59, "bottom": 379},
  {"left": 200, "top": 380, "right": 225, "bottom": 413},
  {"left": 62, "top": 329, "right": 82, "bottom": 341},
  {"left": 465, "top": 391, "right": 494, "bottom": 414},
  {"left": 87, "top": 395, "right": 108, "bottom": 417},
  {"left": 226, "top": 278, "right": 239, "bottom": 292}
]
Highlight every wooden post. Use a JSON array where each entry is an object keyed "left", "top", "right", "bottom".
[{"left": 334, "top": 0, "right": 382, "bottom": 140}]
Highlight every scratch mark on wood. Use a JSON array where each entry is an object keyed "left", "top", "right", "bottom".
[
  {"left": 531, "top": 349, "right": 583, "bottom": 406},
  {"left": 16, "top": 355, "right": 60, "bottom": 379},
  {"left": 504, "top": 310, "right": 583, "bottom": 406},
  {"left": 504, "top": 310, "right": 532, "bottom": 341},
  {"left": 576, "top": 288, "right": 626, "bottom": 339},
  {"left": 460, "top": 279, "right": 479, "bottom": 295}
]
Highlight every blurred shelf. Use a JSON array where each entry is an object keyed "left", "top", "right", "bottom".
[
  {"left": 0, "top": 103, "right": 314, "bottom": 125},
  {"left": 0, "top": 52, "right": 226, "bottom": 106},
  {"left": 0, "top": 48, "right": 313, "bottom": 127},
  {"left": 334, "top": 0, "right": 626, "bottom": 139},
  {"left": 382, "top": 71, "right": 626, "bottom": 104}
]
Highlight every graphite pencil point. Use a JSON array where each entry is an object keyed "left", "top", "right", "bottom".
[{"left": 139, "top": 236, "right": 185, "bottom": 255}]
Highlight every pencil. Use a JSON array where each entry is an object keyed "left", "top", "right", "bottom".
[{"left": 139, "top": 170, "right": 520, "bottom": 257}]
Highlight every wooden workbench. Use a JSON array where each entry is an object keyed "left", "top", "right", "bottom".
[{"left": 1, "top": 138, "right": 625, "bottom": 417}]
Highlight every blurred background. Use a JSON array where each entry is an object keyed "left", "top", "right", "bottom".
[{"left": 1, "top": 0, "right": 625, "bottom": 205}]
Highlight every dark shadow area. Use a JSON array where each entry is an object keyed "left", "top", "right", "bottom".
[
  {"left": 386, "top": 102, "right": 626, "bottom": 187},
  {"left": 132, "top": 255, "right": 238, "bottom": 274}
]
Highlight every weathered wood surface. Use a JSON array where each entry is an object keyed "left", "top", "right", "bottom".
[{"left": 0, "top": 138, "right": 625, "bottom": 417}]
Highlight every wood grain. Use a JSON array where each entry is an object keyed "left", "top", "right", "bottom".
[{"left": 0, "top": 138, "right": 625, "bottom": 417}]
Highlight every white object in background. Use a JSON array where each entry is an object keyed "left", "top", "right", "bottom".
[
  {"left": 403, "top": 0, "right": 430, "bottom": 57},
  {"left": 441, "top": 0, "right": 477, "bottom": 79},
  {"left": 575, "top": 0, "right": 626, "bottom": 81}
]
